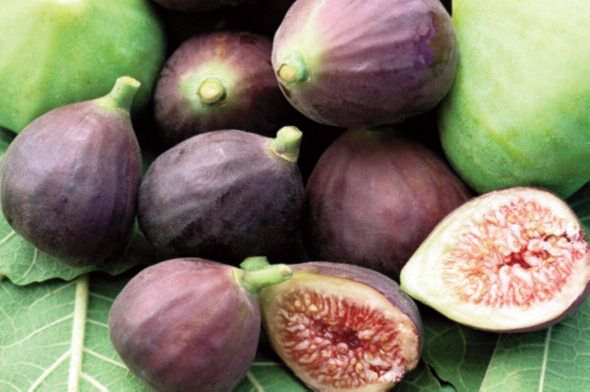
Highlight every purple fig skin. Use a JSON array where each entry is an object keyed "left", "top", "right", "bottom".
[
  {"left": 138, "top": 130, "right": 305, "bottom": 263},
  {"left": 152, "top": 0, "right": 246, "bottom": 13},
  {"left": 108, "top": 258, "right": 260, "bottom": 392},
  {"left": 272, "top": 0, "right": 457, "bottom": 127},
  {"left": 0, "top": 88, "right": 142, "bottom": 267},
  {"left": 304, "top": 128, "right": 471, "bottom": 278},
  {"left": 154, "top": 31, "right": 297, "bottom": 148}
]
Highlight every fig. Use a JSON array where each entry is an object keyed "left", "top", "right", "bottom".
[
  {"left": 272, "top": 0, "right": 457, "bottom": 128},
  {"left": 439, "top": 0, "right": 590, "bottom": 198},
  {"left": 0, "top": 0, "right": 165, "bottom": 133},
  {"left": 153, "top": 31, "right": 296, "bottom": 147},
  {"left": 138, "top": 127, "right": 305, "bottom": 263},
  {"left": 304, "top": 128, "right": 471, "bottom": 278},
  {"left": 109, "top": 256, "right": 292, "bottom": 391},
  {"left": 258, "top": 261, "right": 423, "bottom": 391},
  {"left": 400, "top": 187, "right": 590, "bottom": 332},
  {"left": 0, "top": 77, "right": 143, "bottom": 267}
]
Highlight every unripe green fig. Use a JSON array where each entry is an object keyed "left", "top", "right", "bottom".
[
  {"left": 439, "top": 0, "right": 590, "bottom": 198},
  {"left": 0, "top": 77, "right": 143, "bottom": 267},
  {"left": 0, "top": 0, "right": 166, "bottom": 133}
]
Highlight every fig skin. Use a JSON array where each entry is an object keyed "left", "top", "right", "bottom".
[
  {"left": 154, "top": 31, "right": 297, "bottom": 147},
  {"left": 400, "top": 187, "right": 590, "bottom": 332},
  {"left": 138, "top": 127, "right": 305, "bottom": 263},
  {"left": 272, "top": 0, "right": 458, "bottom": 128},
  {"left": 0, "top": 77, "right": 142, "bottom": 267},
  {"left": 259, "top": 261, "right": 423, "bottom": 391},
  {"left": 109, "top": 257, "right": 292, "bottom": 392},
  {"left": 304, "top": 128, "right": 471, "bottom": 278}
]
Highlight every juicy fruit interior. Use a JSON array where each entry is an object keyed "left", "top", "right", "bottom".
[
  {"left": 260, "top": 272, "right": 420, "bottom": 391},
  {"left": 401, "top": 189, "right": 590, "bottom": 331}
]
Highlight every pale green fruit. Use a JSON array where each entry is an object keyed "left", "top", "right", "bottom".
[
  {"left": 439, "top": 0, "right": 590, "bottom": 198},
  {"left": 0, "top": 0, "right": 166, "bottom": 132}
]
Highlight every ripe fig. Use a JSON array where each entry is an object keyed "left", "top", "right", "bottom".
[
  {"left": 0, "top": 77, "right": 143, "bottom": 267},
  {"left": 439, "top": 1, "right": 590, "bottom": 198},
  {"left": 272, "top": 0, "right": 457, "bottom": 128},
  {"left": 258, "top": 261, "right": 423, "bottom": 391},
  {"left": 304, "top": 128, "right": 471, "bottom": 278},
  {"left": 109, "top": 257, "right": 292, "bottom": 392},
  {"left": 154, "top": 31, "right": 296, "bottom": 147},
  {"left": 400, "top": 187, "right": 590, "bottom": 332},
  {"left": 0, "top": 0, "right": 165, "bottom": 133},
  {"left": 138, "top": 127, "right": 305, "bottom": 263}
]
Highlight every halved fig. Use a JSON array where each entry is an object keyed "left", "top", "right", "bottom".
[
  {"left": 109, "top": 257, "right": 292, "bottom": 392},
  {"left": 258, "top": 261, "right": 423, "bottom": 391},
  {"left": 400, "top": 187, "right": 590, "bottom": 332}
]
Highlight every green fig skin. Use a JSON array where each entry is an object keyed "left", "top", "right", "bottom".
[
  {"left": 154, "top": 31, "right": 297, "bottom": 148},
  {"left": 304, "top": 128, "right": 471, "bottom": 278},
  {"left": 439, "top": 0, "right": 590, "bottom": 198},
  {"left": 0, "top": 0, "right": 166, "bottom": 133},
  {"left": 272, "top": 0, "right": 457, "bottom": 128},
  {"left": 138, "top": 128, "right": 305, "bottom": 263},
  {"left": 0, "top": 77, "right": 142, "bottom": 267},
  {"left": 109, "top": 258, "right": 292, "bottom": 392}
]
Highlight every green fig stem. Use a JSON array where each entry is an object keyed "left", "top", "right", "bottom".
[
  {"left": 240, "top": 256, "right": 271, "bottom": 271},
  {"left": 198, "top": 77, "right": 226, "bottom": 105},
  {"left": 98, "top": 76, "right": 141, "bottom": 112},
  {"left": 236, "top": 264, "right": 293, "bottom": 295},
  {"left": 269, "top": 126, "right": 303, "bottom": 164},
  {"left": 277, "top": 51, "right": 308, "bottom": 84}
]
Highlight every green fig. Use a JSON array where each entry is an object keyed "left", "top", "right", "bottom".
[
  {"left": 439, "top": 0, "right": 590, "bottom": 198},
  {"left": 0, "top": 0, "right": 166, "bottom": 133}
]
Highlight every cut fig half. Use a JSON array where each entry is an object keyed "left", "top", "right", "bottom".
[
  {"left": 258, "top": 262, "right": 422, "bottom": 391},
  {"left": 400, "top": 187, "right": 590, "bottom": 332}
]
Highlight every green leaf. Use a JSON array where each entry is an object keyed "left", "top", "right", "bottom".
[
  {"left": 0, "top": 128, "right": 159, "bottom": 286},
  {"left": 395, "top": 361, "right": 445, "bottom": 392},
  {"left": 567, "top": 182, "right": 590, "bottom": 232}
]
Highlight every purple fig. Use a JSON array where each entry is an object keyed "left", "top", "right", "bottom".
[
  {"left": 272, "top": 0, "right": 457, "bottom": 128},
  {"left": 304, "top": 128, "right": 471, "bottom": 278},
  {"left": 138, "top": 127, "right": 305, "bottom": 263},
  {"left": 153, "top": 31, "right": 297, "bottom": 147},
  {"left": 259, "top": 261, "right": 423, "bottom": 391},
  {"left": 109, "top": 256, "right": 292, "bottom": 391},
  {"left": 0, "top": 77, "right": 142, "bottom": 267}
]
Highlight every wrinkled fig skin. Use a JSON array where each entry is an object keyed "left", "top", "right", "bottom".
[
  {"left": 0, "top": 98, "right": 141, "bottom": 267},
  {"left": 304, "top": 128, "right": 471, "bottom": 278},
  {"left": 272, "top": 0, "right": 457, "bottom": 127},
  {"left": 138, "top": 130, "right": 305, "bottom": 263},
  {"left": 152, "top": 0, "right": 246, "bottom": 13},
  {"left": 154, "top": 31, "right": 296, "bottom": 147},
  {"left": 109, "top": 258, "right": 260, "bottom": 392},
  {"left": 292, "top": 261, "right": 424, "bottom": 349}
]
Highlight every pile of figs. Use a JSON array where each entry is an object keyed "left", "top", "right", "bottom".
[{"left": 1, "top": 0, "right": 590, "bottom": 391}]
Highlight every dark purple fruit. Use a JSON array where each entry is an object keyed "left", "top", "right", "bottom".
[
  {"left": 272, "top": 0, "right": 458, "bottom": 128},
  {"left": 259, "top": 261, "right": 423, "bottom": 391},
  {"left": 152, "top": 0, "right": 247, "bottom": 13},
  {"left": 304, "top": 128, "right": 471, "bottom": 278},
  {"left": 109, "top": 257, "right": 292, "bottom": 391},
  {"left": 138, "top": 127, "right": 305, "bottom": 263},
  {"left": 154, "top": 31, "right": 296, "bottom": 147},
  {"left": 0, "top": 77, "right": 142, "bottom": 267}
]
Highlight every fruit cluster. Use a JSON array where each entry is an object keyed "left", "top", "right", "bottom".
[{"left": 1, "top": 0, "right": 589, "bottom": 391}]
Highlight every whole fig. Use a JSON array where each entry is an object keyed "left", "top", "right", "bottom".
[
  {"left": 0, "top": 77, "right": 143, "bottom": 267},
  {"left": 109, "top": 256, "right": 292, "bottom": 392}
]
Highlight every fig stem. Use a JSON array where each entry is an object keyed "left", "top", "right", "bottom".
[
  {"left": 98, "top": 76, "right": 141, "bottom": 112},
  {"left": 269, "top": 126, "right": 303, "bottom": 164},
  {"left": 277, "top": 51, "right": 308, "bottom": 84},
  {"left": 238, "top": 264, "right": 293, "bottom": 294},
  {"left": 197, "top": 77, "right": 227, "bottom": 105},
  {"left": 240, "top": 256, "right": 271, "bottom": 271}
]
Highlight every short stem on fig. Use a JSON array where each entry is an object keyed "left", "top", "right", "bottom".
[
  {"left": 99, "top": 76, "right": 141, "bottom": 112},
  {"left": 269, "top": 126, "right": 303, "bottom": 164},
  {"left": 240, "top": 256, "right": 271, "bottom": 271},
  {"left": 198, "top": 77, "right": 226, "bottom": 105},
  {"left": 277, "top": 51, "right": 308, "bottom": 84},
  {"left": 237, "top": 264, "right": 293, "bottom": 295}
]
